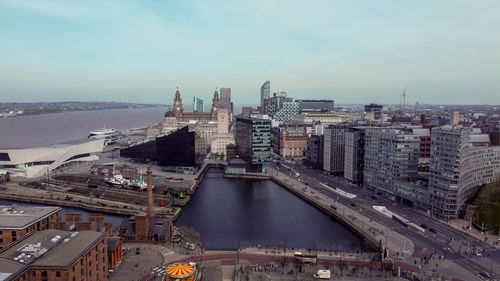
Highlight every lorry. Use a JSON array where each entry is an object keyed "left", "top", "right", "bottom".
[{"left": 313, "top": 270, "right": 331, "bottom": 279}]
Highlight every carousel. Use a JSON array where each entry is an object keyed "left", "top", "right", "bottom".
[{"left": 165, "top": 263, "right": 195, "bottom": 281}]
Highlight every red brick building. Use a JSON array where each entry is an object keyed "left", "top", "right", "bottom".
[
  {"left": 279, "top": 125, "right": 308, "bottom": 158},
  {"left": 51, "top": 213, "right": 124, "bottom": 270},
  {"left": 0, "top": 205, "right": 61, "bottom": 249},
  {"left": 0, "top": 229, "right": 108, "bottom": 281}
]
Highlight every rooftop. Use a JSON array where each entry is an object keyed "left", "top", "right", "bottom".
[
  {"left": 0, "top": 229, "right": 105, "bottom": 270},
  {"left": 0, "top": 259, "right": 24, "bottom": 281},
  {"left": 0, "top": 206, "right": 60, "bottom": 230}
]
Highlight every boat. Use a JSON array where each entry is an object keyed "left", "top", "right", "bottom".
[
  {"left": 129, "top": 169, "right": 148, "bottom": 190},
  {"left": 88, "top": 127, "right": 116, "bottom": 139},
  {"left": 104, "top": 174, "right": 126, "bottom": 187}
]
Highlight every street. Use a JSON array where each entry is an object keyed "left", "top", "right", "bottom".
[{"left": 269, "top": 154, "right": 500, "bottom": 281}]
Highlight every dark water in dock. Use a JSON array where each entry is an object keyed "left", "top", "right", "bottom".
[{"left": 175, "top": 168, "right": 362, "bottom": 250}]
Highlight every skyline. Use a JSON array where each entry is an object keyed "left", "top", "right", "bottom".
[{"left": 0, "top": 0, "right": 499, "bottom": 105}]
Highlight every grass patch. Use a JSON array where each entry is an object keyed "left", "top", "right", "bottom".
[{"left": 473, "top": 180, "right": 500, "bottom": 235}]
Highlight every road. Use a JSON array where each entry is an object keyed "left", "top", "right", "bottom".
[{"left": 270, "top": 155, "right": 500, "bottom": 281}]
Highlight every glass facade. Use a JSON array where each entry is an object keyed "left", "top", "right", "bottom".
[
  {"left": 235, "top": 117, "right": 271, "bottom": 172},
  {"left": 260, "top": 81, "right": 270, "bottom": 108},
  {"left": 120, "top": 127, "right": 199, "bottom": 169}
]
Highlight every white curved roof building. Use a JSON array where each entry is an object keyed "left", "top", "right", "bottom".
[{"left": 0, "top": 139, "right": 105, "bottom": 178}]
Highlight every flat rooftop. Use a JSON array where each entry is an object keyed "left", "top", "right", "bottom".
[
  {"left": 0, "top": 259, "right": 24, "bottom": 281},
  {"left": 0, "top": 205, "right": 61, "bottom": 230},
  {"left": 0, "top": 229, "right": 105, "bottom": 271}
]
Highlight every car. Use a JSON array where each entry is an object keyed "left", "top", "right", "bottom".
[
  {"left": 370, "top": 195, "right": 377, "bottom": 200},
  {"left": 480, "top": 271, "right": 490, "bottom": 278},
  {"left": 350, "top": 203, "right": 356, "bottom": 207},
  {"left": 135, "top": 247, "right": 140, "bottom": 254},
  {"left": 87, "top": 183, "right": 98, "bottom": 188},
  {"left": 420, "top": 223, "right": 429, "bottom": 229},
  {"left": 429, "top": 228, "right": 437, "bottom": 234}
]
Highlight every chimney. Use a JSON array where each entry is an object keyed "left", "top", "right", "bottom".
[{"left": 146, "top": 166, "right": 154, "bottom": 218}]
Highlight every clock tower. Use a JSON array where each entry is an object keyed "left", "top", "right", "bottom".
[
  {"left": 211, "top": 87, "right": 220, "bottom": 118},
  {"left": 173, "top": 87, "right": 183, "bottom": 116}
]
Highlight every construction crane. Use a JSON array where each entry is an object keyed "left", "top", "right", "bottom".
[{"left": 400, "top": 82, "right": 409, "bottom": 116}]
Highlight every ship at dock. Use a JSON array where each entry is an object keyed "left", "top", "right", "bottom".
[{"left": 88, "top": 127, "right": 117, "bottom": 139}]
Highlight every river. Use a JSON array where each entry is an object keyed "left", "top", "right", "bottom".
[{"left": 0, "top": 107, "right": 168, "bottom": 148}]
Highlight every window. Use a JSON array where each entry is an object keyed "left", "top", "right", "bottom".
[{"left": 56, "top": 271, "right": 60, "bottom": 277}]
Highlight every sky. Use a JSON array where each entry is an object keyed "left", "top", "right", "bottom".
[{"left": 0, "top": 0, "right": 499, "bottom": 105}]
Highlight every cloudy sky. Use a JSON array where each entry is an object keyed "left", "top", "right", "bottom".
[{"left": 0, "top": 0, "right": 498, "bottom": 105}]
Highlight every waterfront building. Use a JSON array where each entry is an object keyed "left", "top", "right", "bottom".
[
  {"left": 0, "top": 229, "right": 108, "bottom": 281},
  {"left": 0, "top": 206, "right": 61, "bottom": 249},
  {"left": 343, "top": 127, "right": 376, "bottom": 185},
  {"left": 364, "top": 104, "right": 383, "bottom": 120},
  {"left": 429, "top": 126, "right": 500, "bottom": 219},
  {"left": 0, "top": 139, "right": 105, "bottom": 178},
  {"left": 210, "top": 109, "right": 235, "bottom": 156},
  {"left": 323, "top": 125, "right": 349, "bottom": 176},
  {"left": 235, "top": 117, "right": 271, "bottom": 173},
  {"left": 278, "top": 125, "right": 308, "bottom": 158},
  {"left": 226, "top": 144, "right": 238, "bottom": 160},
  {"left": 219, "top": 88, "right": 231, "bottom": 111},
  {"left": 296, "top": 99, "right": 334, "bottom": 113},
  {"left": 363, "top": 129, "right": 422, "bottom": 203},
  {"left": 193, "top": 97, "right": 204, "bottom": 112},
  {"left": 51, "top": 213, "right": 123, "bottom": 270},
  {"left": 191, "top": 121, "right": 218, "bottom": 155},
  {"left": 260, "top": 81, "right": 270, "bottom": 108},
  {"left": 120, "top": 126, "right": 202, "bottom": 174},
  {"left": 166, "top": 88, "right": 219, "bottom": 122},
  {"left": 306, "top": 134, "right": 324, "bottom": 170}
]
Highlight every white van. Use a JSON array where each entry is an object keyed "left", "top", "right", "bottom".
[{"left": 313, "top": 270, "right": 331, "bottom": 279}]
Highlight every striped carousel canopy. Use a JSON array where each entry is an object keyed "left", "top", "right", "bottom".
[{"left": 166, "top": 263, "right": 194, "bottom": 278}]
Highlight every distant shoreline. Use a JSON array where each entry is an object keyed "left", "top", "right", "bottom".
[{"left": 1, "top": 104, "right": 168, "bottom": 118}]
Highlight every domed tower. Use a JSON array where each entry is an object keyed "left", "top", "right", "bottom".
[
  {"left": 173, "top": 87, "right": 183, "bottom": 117},
  {"left": 211, "top": 87, "right": 220, "bottom": 119}
]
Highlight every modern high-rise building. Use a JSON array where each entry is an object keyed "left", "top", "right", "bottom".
[
  {"left": 307, "top": 134, "right": 324, "bottom": 170},
  {"left": 263, "top": 92, "right": 297, "bottom": 122},
  {"left": 274, "top": 101, "right": 299, "bottom": 123},
  {"left": 260, "top": 81, "right": 270, "bottom": 108},
  {"left": 429, "top": 125, "right": 500, "bottom": 219},
  {"left": 363, "top": 129, "right": 421, "bottom": 202},
  {"left": 323, "top": 125, "right": 348, "bottom": 176},
  {"left": 193, "top": 97, "right": 204, "bottom": 112},
  {"left": 343, "top": 127, "right": 376, "bottom": 185},
  {"left": 235, "top": 117, "right": 271, "bottom": 173},
  {"left": 296, "top": 100, "right": 334, "bottom": 113},
  {"left": 220, "top": 88, "right": 231, "bottom": 111},
  {"left": 364, "top": 104, "right": 383, "bottom": 120}
]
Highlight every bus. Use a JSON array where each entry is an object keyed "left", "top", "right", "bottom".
[{"left": 294, "top": 252, "right": 317, "bottom": 264}]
